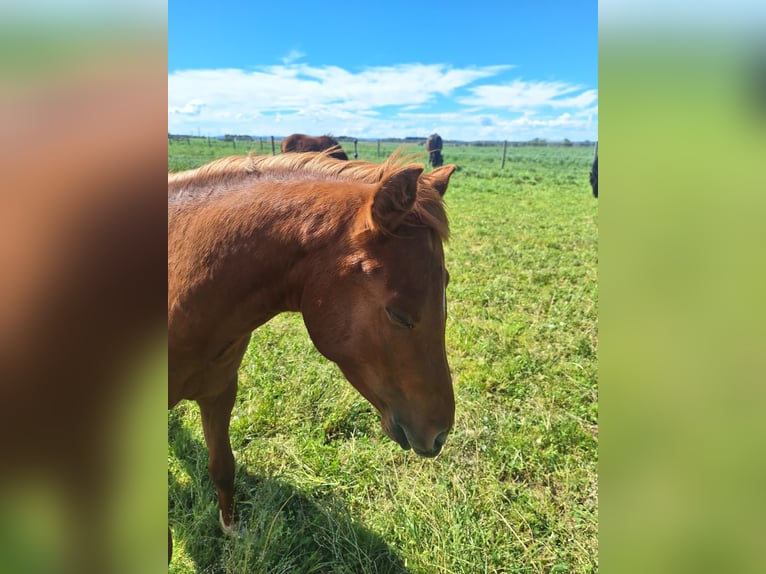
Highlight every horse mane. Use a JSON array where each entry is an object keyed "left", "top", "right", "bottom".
[
  {"left": 168, "top": 149, "right": 449, "bottom": 241},
  {"left": 169, "top": 150, "right": 390, "bottom": 193}
]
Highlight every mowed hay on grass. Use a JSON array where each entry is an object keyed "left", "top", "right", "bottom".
[{"left": 168, "top": 141, "right": 598, "bottom": 573}]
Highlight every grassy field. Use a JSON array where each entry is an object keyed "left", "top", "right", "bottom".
[{"left": 168, "top": 140, "right": 598, "bottom": 573}]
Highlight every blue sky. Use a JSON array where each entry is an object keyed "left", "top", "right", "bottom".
[{"left": 169, "top": 1, "right": 598, "bottom": 141}]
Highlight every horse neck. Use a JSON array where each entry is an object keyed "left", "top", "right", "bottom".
[{"left": 170, "top": 182, "right": 365, "bottom": 331}]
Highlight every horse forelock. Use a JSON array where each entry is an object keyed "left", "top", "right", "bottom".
[{"left": 410, "top": 186, "right": 449, "bottom": 242}]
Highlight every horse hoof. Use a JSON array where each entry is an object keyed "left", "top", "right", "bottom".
[{"left": 219, "top": 510, "right": 246, "bottom": 537}]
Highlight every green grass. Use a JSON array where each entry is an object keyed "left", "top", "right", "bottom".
[{"left": 169, "top": 141, "right": 598, "bottom": 573}]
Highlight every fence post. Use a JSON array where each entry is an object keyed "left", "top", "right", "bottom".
[
  {"left": 271, "top": 136, "right": 276, "bottom": 155},
  {"left": 501, "top": 140, "right": 508, "bottom": 168},
  {"left": 354, "top": 138, "right": 358, "bottom": 159},
  {"left": 260, "top": 137, "right": 264, "bottom": 152},
  {"left": 377, "top": 139, "right": 380, "bottom": 158},
  {"left": 232, "top": 137, "right": 236, "bottom": 149}
]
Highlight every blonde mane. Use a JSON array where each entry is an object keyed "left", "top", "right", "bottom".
[
  {"left": 168, "top": 149, "right": 449, "bottom": 240},
  {"left": 169, "top": 150, "right": 415, "bottom": 194}
]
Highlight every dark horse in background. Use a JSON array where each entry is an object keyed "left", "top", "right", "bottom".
[
  {"left": 590, "top": 142, "right": 598, "bottom": 198},
  {"left": 168, "top": 151, "right": 457, "bottom": 558},
  {"left": 281, "top": 133, "right": 349, "bottom": 160},
  {"left": 426, "top": 133, "right": 444, "bottom": 168}
]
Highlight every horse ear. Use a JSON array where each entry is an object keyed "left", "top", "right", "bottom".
[
  {"left": 421, "top": 164, "right": 457, "bottom": 197},
  {"left": 371, "top": 165, "right": 423, "bottom": 233}
]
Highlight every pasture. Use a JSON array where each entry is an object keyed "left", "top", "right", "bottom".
[{"left": 168, "top": 140, "right": 598, "bottom": 573}]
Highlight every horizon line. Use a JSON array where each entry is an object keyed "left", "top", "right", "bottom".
[{"left": 168, "top": 133, "right": 597, "bottom": 144}]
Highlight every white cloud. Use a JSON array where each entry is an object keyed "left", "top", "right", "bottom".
[
  {"left": 168, "top": 63, "right": 597, "bottom": 140},
  {"left": 459, "top": 80, "right": 596, "bottom": 111},
  {"left": 397, "top": 109, "right": 596, "bottom": 141},
  {"left": 168, "top": 99, "right": 205, "bottom": 116},
  {"left": 550, "top": 89, "right": 599, "bottom": 109},
  {"left": 169, "top": 63, "right": 511, "bottom": 114},
  {"left": 281, "top": 49, "right": 305, "bottom": 65}
]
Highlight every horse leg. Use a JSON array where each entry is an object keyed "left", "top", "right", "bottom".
[{"left": 198, "top": 378, "right": 238, "bottom": 533}]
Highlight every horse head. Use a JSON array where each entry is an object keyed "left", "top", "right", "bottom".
[{"left": 301, "top": 164, "right": 457, "bottom": 457}]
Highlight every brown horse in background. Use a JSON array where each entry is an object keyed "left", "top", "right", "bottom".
[
  {"left": 168, "top": 151, "right": 457, "bottom": 541},
  {"left": 281, "top": 133, "right": 349, "bottom": 160},
  {"left": 426, "top": 133, "right": 444, "bottom": 168}
]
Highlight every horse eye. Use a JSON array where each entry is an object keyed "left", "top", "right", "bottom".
[{"left": 385, "top": 306, "right": 414, "bottom": 330}]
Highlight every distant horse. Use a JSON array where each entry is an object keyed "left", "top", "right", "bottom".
[
  {"left": 281, "top": 133, "right": 349, "bottom": 160},
  {"left": 426, "top": 133, "right": 444, "bottom": 168},
  {"left": 590, "top": 142, "right": 598, "bottom": 198},
  {"left": 168, "top": 151, "right": 457, "bottom": 543}
]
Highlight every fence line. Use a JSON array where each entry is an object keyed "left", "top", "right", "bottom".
[{"left": 168, "top": 135, "right": 596, "bottom": 166}]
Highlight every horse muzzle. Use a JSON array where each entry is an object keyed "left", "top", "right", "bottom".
[
  {"left": 383, "top": 416, "right": 449, "bottom": 458},
  {"left": 410, "top": 429, "right": 449, "bottom": 458}
]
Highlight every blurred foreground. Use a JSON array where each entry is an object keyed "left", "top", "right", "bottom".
[
  {"left": 0, "top": 9, "right": 167, "bottom": 574},
  {"left": 601, "top": 2, "right": 766, "bottom": 572}
]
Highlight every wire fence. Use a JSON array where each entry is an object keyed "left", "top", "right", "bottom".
[{"left": 168, "top": 135, "right": 597, "bottom": 168}]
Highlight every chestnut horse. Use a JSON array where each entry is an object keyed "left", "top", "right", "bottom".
[
  {"left": 281, "top": 133, "right": 349, "bottom": 160},
  {"left": 168, "top": 151, "right": 457, "bottom": 538}
]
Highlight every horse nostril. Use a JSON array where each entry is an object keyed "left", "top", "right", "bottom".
[{"left": 434, "top": 430, "right": 449, "bottom": 450}]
